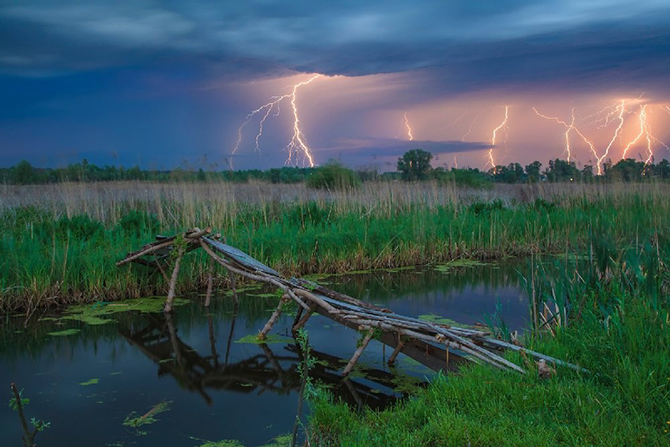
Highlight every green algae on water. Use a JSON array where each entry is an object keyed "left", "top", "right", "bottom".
[
  {"left": 433, "top": 259, "right": 488, "bottom": 273},
  {"left": 196, "top": 440, "right": 244, "bottom": 447},
  {"left": 79, "top": 378, "right": 100, "bottom": 386},
  {"left": 383, "top": 266, "right": 416, "bottom": 273},
  {"left": 259, "top": 433, "right": 292, "bottom": 447},
  {"left": 62, "top": 296, "right": 188, "bottom": 326},
  {"left": 234, "top": 334, "right": 292, "bottom": 344},
  {"left": 48, "top": 328, "right": 80, "bottom": 337},
  {"left": 390, "top": 373, "right": 424, "bottom": 395}
]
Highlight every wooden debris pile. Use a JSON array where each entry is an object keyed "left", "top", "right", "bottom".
[{"left": 117, "top": 227, "right": 587, "bottom": 376}]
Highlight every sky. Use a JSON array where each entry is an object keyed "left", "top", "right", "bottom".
[{"left": 1, "top": 0, "right": 670, "bottom": 172}]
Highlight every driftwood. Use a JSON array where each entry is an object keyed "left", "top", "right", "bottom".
[
  {"left": 343, "top": 328, "right": 375, "bottom": 376},
  {"left": 204, "top": 259, "right": 214, "bottom": 307},
  {"left": 117, "top": 228, "right": 588, "bottom": 376}
]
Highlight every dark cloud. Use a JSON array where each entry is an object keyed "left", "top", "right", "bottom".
[
  {"left": 314, "top": 138, "right": 491, "bottom": 167},
  {"left": 320, "top": 137, "right": 489, "bottom": 154},
  {"left": 1, "top": 1, "right": 669, "bottom": 169},
  {"left": 1, "top": 1, "right": 669, "bottom": 94}
]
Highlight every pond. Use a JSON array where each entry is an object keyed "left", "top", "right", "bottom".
[{"left": 0, "top": 261, "right": 531, "bottom": 447}]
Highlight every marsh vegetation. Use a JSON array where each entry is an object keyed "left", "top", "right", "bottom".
[
  {"left": 1, "top": 178, "right": 669, "bottom": 445},
  {"left": 1, "top": 180, "right": 668, "bottom": 314}
]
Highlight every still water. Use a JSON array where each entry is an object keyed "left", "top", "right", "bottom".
[{"left": 0, "top": 262, "right": 529, "bottom": 446}]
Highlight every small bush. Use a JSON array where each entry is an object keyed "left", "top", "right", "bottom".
[{"left": 306, "top": 161, "right": 360, "bottom": 190}]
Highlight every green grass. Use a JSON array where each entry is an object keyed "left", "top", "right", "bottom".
[
  {"left": 2, "top": 180, "right": 669, "bottom": 444},
  {"left": 1, "top": 181, "right": 669, "bottom": 313},
  {"left": 307, "top": 239, "right": 670, "bottom": 446}
]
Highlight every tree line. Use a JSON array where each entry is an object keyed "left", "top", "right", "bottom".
[
  {"left": 2, "top": 151, "right": 670, "bottom": 186},
  {"left": 396, "top": 149, "right": 670, "bottom": 184}
]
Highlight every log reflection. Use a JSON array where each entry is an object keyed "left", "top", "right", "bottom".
[{"left": 120, "top": 314, "right": 415, "bottom": 409}]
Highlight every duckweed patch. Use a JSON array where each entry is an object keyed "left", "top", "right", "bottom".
[
  {"left": 259, "top": 433, "right": 292, "bottom": 447},
  {"left": 234, "top": 334, "right": 293, "bottom": 344},
  {"left": 197, "top": 440, "right": 244, "bottom": 447},
  {"left": 48, "top": 328, "right": 80, "bottom": 337},
  {"left": 62, "top": 296, "right": 188, "bottom": 326},
  {"left": 433, "top": 259, "right": 488, "bottom": 273},
  {"left": 383, "top": 266, "right": 416, "bottom": 273},
  {"left": 389, "top": 373, "right": 424, "bottom": 395}
]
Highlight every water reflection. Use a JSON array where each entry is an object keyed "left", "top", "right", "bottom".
[
  {"left": 0, "top": 261, "right": 536, "bottom": 446},
  {"left": 120, "top": 311, "right": 404, "bottom": 411}
]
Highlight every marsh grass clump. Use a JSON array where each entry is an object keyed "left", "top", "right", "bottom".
[
  {"left": 0, "top": 181, "right": 668, "bottom": 314},
  {"left": 307, "top": 236, "right": 670, "bottom": 446}
]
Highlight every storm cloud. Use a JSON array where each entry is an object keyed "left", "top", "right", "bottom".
[
  {"left": 2, "top": 1, "right": 669, "bottom": 91},
  {"left": 1, "top": 1, "right": 669, "bottom": 168}
]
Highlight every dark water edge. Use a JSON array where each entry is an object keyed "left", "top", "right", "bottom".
[{"left": 0, "top": 260, "right": 534, "bottom": 447}]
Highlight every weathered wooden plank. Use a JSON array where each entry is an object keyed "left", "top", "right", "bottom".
[{"left": 202, "top": 237, "right": 280, "bottom": 277}]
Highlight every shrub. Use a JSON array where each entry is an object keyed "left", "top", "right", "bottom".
[{"left": 306, "top": 161, "right": 360, "bottom": 190}]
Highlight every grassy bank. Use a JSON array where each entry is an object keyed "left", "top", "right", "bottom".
[
  {"left": 1, "top": 181, "right": 669, "bottom": 313},
  {"left": 308, "top": 239, "right": 670, "bottom": 446}
]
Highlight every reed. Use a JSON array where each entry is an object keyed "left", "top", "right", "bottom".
[{"left": 1, "top": 181, "right": 668, "bottom": 313}]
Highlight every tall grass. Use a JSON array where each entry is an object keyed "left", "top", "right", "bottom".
[
  {"left": 1, "top": 181, "right": 668, "bottom": 313},
  {"left": 307, "top": 236, "right": 670, "bottom": 446}
]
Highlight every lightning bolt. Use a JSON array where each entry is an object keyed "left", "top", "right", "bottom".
[
  {"left": 621, "top": 105, "right": 669, "bottom": 164},
  {"left": 437, "top": 111, "right": 468, "bottom": 133},
  {"left": 596, "top": 100, "right": 626, "bottom": 169},
  {"left": 404, "top": 112, "right": 414, "bottom": 141},
  {"left": 231, "top": 99, "right": 285, "bottom": 164},
  {"left": 532, "top": 107, "right": 577, "bottom": 162},
  {"left": 230, "top": 74, "right": 321, "bottom": 169},
  {"left": 488, "top": 106, "right": 509, "bottom": 172},
  {"left": 534, "top": 102, "right": 626, "bottom": 175},
  {"left": 461, "top": 111, "right": 484, "bottom": 141},
  {"left": 285, "top": 74, "right": 322, "bottom": 166}
]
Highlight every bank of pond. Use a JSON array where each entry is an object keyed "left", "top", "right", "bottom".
[
  {"left": 2, "top": 246, "right": 668, "bottom": 446},
  {"left": 2, "top": 262, "right": 531, "bottom": 446}
]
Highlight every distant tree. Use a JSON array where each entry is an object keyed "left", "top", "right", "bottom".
[
  {"left": 451, "top": 168, "right": 493, "bottom": 189},
  {"left": 545, "top": 159, "right": 579, "bottom": 182},
  {"left": 606, "top": 158, "right": 645, "bottom": 181},
  {"left": 581, "top": 165, "right": 594, "bottom": 182},
  {"left": 493, "top": 163, "right": 524, "bottom": 183},
  {"left": 525, "top": 161, "right": 542, "bottom": 183},
  {"left": 397, "top": 149, "right": 433, "bottom": 181},
  {"left": 82, "top": 158, "right": 89, "bottom": 181},
  {"left": 654, "top": 159, "right": 670, "bottom": 179},
  {"left": 14, "top": 160, "right": 35, "bottom": 185}
]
